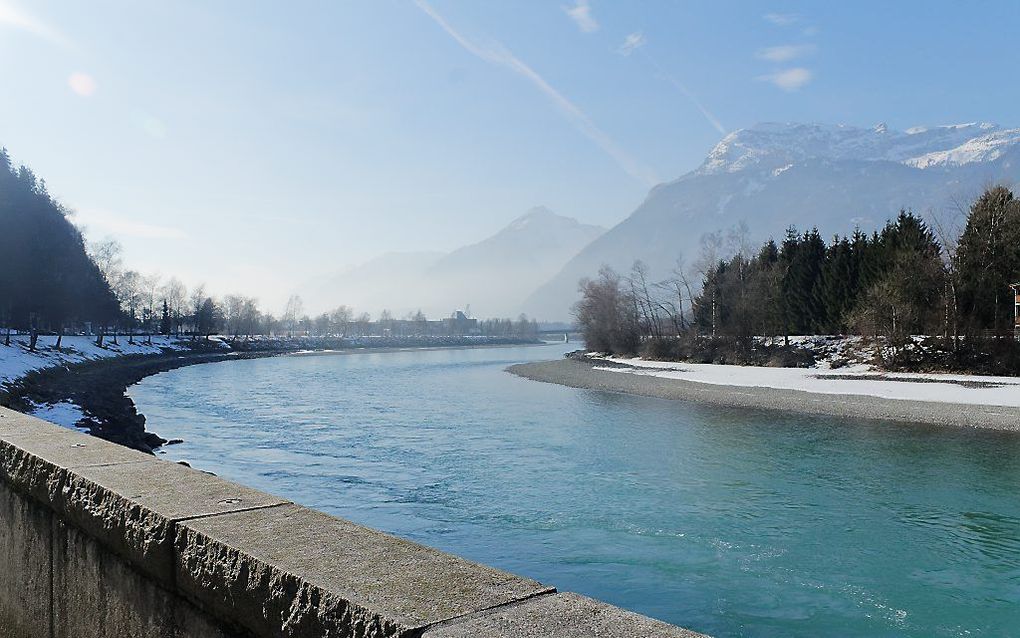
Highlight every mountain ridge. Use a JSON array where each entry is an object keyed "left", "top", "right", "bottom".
[{"left": 523, "top": 121, "right": 1020, "bottom": 320}]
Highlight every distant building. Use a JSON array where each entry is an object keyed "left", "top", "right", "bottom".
[{"left": 442, "top": 310, "right": 478, "bottom": 336}]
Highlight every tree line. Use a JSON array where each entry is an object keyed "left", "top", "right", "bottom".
[
  {"left": 0, "top": 149, "right": 540, "bottom": 350},
  {"left": 576, "top": 186, "right": 1020, "bottom": 369},
  {"left": 0, "top": 149, "right": 119, "bottom": 349}
]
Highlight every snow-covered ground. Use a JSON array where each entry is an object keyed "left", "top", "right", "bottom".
[
  {"left": 594, "top": 356, "right": 1020, "bottom": 408},
  {"left": 0, "top": 334, "right": 195, "bottom": 390},
  {"left": 0, "top": 335, "right": 196, "bottom": 427}
]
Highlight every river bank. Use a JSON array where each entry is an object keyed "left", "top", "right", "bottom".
[
  {"left": 508, "top": 357, "right": 1020, "bottom": 431},
  {"left": 1, "top": 335, "right": 543, "bottom": 453},
  {"left": 1, "top": 348, "right": 273, "bottom": 451}
]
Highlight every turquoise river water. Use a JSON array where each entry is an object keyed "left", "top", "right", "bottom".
[{"left": 128, "top": 343, "right": 1020, "bottom": 637}]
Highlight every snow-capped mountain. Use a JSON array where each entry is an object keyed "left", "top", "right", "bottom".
[
  {"left": 306, "top": 207, "right": 604, "bottom": 319},
  {"left": 524, "top": 122, "right": 1020, "bottom": 319},
  {"left": 698, "top": 122, "right": 1016, "bottom": 173}
]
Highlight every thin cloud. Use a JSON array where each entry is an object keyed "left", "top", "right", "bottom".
[
  {"left": 764, "top": 12, "right": 819, "bottom": 37},
  {"left": 563, "top": 0, "right": 598, "bottom": 33},
  {"left": 758, "top": 67, "right": 813, "bottom": 91},
  {"left": 618, "top": 32, "right": 646, "bottom": 56},
  {"left": 763, "top": 13, "right": 800, "bottom": 27},
  {"left": 756, "top": 44, "right": 815, "bottom": 63},
  {"left": 68, "top": 72, "right": 97, "bottom": 97},
  {"left": 75, "top": 209, "right": 187, "bottom": 240},
  {"left": 413, "top": 0, "right": 657, "bottom": 186},
  {"left": 0, "top": 0, "right": 70, "bottom": 47}
]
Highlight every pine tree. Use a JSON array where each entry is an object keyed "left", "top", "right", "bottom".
[{"left": 957, "top": 187, "right": 1020, "bottom": 332}]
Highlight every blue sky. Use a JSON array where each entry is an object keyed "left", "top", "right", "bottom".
[{"left": 2, "top": 0, "right": 1018, "bottom": 309}]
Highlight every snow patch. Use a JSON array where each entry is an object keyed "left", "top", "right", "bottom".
[
  {"left": 28, "top": 400, "right": 87, "bottom": 431},
  {"left": 903, "top": 128, "right": 1020, "bottom": 168},
  {"left": 593, "top": 355, "right": 1020, "bottom": 408}
]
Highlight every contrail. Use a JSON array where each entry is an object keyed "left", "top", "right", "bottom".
[
  {"left": 639, "top": 50, "right": 727, "bottom": 136},
  {"left": 412, "top": 0, "right": 659, "bottom": 187}
]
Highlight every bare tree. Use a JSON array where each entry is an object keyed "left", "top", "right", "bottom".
[
  {"left": 161, "top": 278, "right": 187, "bottom": 336},
  {"left": 88, "top": 237, "right": 126, "bottom": 344},
  {"left": 695, "top": 231, "right": 725, "bottom": 337},
  {"left": 655, "top": 257, "right": 698, "bottom": 335},
  {"left": 413, "top": 309, "right": 427, "bottom": 335},
  {"left": 223, "top": 294, "right": 244, "bottom": 338},
  {"left": 189, "top": 284, "right": 206, "bottom": 340},
  {"left": 116, "top": 270, "right": 144, "bottom": 344},
  {"left": 140, "top": 273, "right": 161, "bottom": 344},
  {"left": 88, "top": 237, "right": 124, "bottom": 284},
  {"left": 329, "top": 305, "right": 353, "bottom": 337},
  {"left": 930, "top": 202, "right": 967, "bottom": 347},
  {"left": 354, "top": 312, "right": 371, "bottom": 336},
  {"left": 282, "top": 294, "right": 304, "bottom": 336},
  {"left": 240, "top": 297, "right": 260, "bottom": 338},
  {"left": 573, "top": 266, "right": 640, "bottom": 355},
  {"left": 628, "top": 260, "right": 663, "bottom": 339},
  {"left": 313, "top": 312, "right": 330, "bottom": 336}
]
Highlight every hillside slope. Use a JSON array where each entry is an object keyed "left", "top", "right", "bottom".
[{"left": 525, "top": 122, "right": 1020, "bottom": 319}]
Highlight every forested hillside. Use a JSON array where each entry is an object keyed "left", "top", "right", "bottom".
[{"left": 0, "top": 149, "right": 119, "bottom": 348}]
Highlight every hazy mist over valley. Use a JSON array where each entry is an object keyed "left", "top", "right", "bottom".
[{"left": 301, "top": 206, "right": 605, "bottom": 318}]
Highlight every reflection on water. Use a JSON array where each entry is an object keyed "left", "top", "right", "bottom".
[{"left": 130, "top": 344, "right": 1020, "bottom": 637}]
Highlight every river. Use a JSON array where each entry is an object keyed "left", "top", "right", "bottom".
[{"left": 129, "top": 343, "right": 1020, "bottom": 637}]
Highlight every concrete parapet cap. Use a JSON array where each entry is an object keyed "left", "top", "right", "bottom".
[
  {"left": 175, "top": 503, "right": 554, "bottom": 637},
  {"left": 0, "top": 409, "right": 149, "bottom": 470},
  {"left": 0, "top": 411, "right": 147, "bottom": 506},
  {"left": 59, "top": 459, "right": 290, "bottom": 585},
  {"left": 0, "top": 408, "right": 289, "bottom": 585},
  {"left": 424, "top": 592, "right": 709, "bottom": 637}
]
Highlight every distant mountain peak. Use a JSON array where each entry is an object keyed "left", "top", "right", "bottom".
[
  {"left": 507, "top": 205, "right": 557, "bottom": 230},
  {"left": 524, "top": 204, "right": 556, "bottom": 217},
  {"left": 505, "top": 206, "right": 603, "bottom": 234}
]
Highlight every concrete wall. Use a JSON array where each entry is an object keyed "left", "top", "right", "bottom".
[{"left": 0, "top": 406, "right": 706, "bottom": 638}]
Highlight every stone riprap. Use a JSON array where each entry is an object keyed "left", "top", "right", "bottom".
[{"left": 0, "top": 406, "right": 709, "bottom": 638}]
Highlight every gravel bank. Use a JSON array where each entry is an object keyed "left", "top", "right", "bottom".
[{"left": 508, "top": 358, "right": 1020, "bottom": 432}]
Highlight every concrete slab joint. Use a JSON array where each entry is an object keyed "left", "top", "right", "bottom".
[{"left": 0, "top": 406, "right": 708, "bottom": 638}]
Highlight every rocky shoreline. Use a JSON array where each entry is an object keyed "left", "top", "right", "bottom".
[
  {"left": 2, "top": 336, "right": 543, "bottom": 453},
  {"left": 508, "top": 357, "right": 1020, "bottom": 432},
  {"left": 1, "top": 347, "right": 279, "bottom": 452}
]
